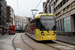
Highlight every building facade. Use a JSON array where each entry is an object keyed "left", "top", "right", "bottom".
[
  {"left": 54, "top": 0, "right": 75, "bottom": 36},
  {"left": 6, "top": 6, "right": 15, "bottom": 32},
  {"left": 43, "top": 0, "right": 54, "bottom": 14},
  {"left": 0, "top": 0, "right": 7, "bottom": 35},
  {"left": 6, "top": 6, "right": 15, "bottom": 25},
  {"left": 15, "top": 16, "right": 27, "bottom": 31},
  {"left": 43, "top": 0, "right": 75, "bottom": 36}
]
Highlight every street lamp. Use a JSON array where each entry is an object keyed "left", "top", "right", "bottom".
[{"left": 31, "top": 9, "right": 38, "bottom": 18}]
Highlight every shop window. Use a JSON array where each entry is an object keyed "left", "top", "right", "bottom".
[
  {"left": 58, "top": 20, "right": 60, "bottom": 31},
  {"left": 66, "top": 17, "right": 70, "bottom": 31},
  {"left": 56, "top": 21, "right": 58, "bottom": 31},
  {"left": 64, "top": 18, "right": 67, "bottom": 31},
  {"left": 56, "top": 21, "right": 59, "bottom": 31},
  {"left": 60, "top": 19, "right": 63, "bottom": 31},
  {"left": 64, "top": 16, "right": 71, "bottom": 32}
]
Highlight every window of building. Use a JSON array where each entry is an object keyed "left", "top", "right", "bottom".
[
  {"left": 60, "top": 19, "right": 64, "bottom": 31},
  {"left": 56, "top": 21, "right": 58, "bottom": 31},
  {"left": 51, "top": 5, "right": 54, "bottom": 14},
  {"left": 56, "top": 21, "right": 59, "bottom": 31},
  {"left": 60, "top": 10, "right": 63, "bottom": 14},
  {"left": 63, "top": 8, "right": 66, "bottom": 12},
  {"left": 57, "top": 19, "right": 64, "bottom": 32},
  {"left": 63, "top": 0, "right": 66, "bottom": 5},
  {"left": 54, "top": 2, "right": 55, "bottom": 6},
  {"left": 71, "top": 1, "right": 75, "bottom": 7},
  {"left": 56, "top": 19, "right": 64, "bottom": 32},
  {"left": 64, "top": 16, "right": 71, "bottom": 32},
  {"left": 56, "top": 14, "right": 57, "bottom": 17},
  {"left": 67, "top": 5, "right": 71, "bottom": 10},
  {"left": 60, "top": 20, "right": 62, "bottom": 31},
  {"left": 58, "top": 12, "right": 60, "bottom": 16},
  {"left": 58, "top": 20, "right": 60, "bottom": 31},
  {"left": 60, "top": 2, "right": 62, "bottom": 7},
  {"left": 58, "top": 5, "right": 60, "bottom": 9},
  {"left": 66, "top": 0, "right": 69, "bottom": 2},
  {"left": 56, "top": 0, "right": 58, "bottom": 2},
  {"left": 56, "top": 7, "right": 57, "bottom": 10},
  {"left": 54, "top": 9, "right": 56, "bottom": 12},
  {"left": 51, "top": 0, "right": 52, "bottom": 2}
]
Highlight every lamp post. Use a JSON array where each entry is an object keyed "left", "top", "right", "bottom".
[{"left": 31, "top": 9, "right": 38, "bottom": 18}]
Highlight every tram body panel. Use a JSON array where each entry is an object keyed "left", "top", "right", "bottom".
[
  {"left": 27, "top": 33, "right": 36, "bottom": 39},
  {"left": 35, "top": 29, "right": 56, "bottom": 41},
  {"left": 26, "top": 13, "right": 57, "bottom": 41}
]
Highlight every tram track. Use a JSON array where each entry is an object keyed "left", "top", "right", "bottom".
[
  {"left": 12, "top": 34, "right": 18, "bottom": 50},
  {"left": 54, "top": 40, "right": 75, "bottom": 49},
  {"left": 12, "top": 33, "right": 75, "bottom": 50},
  {"left": 43, "top": 43, "right": 60, "bottom": 50},
  {"left": 25, "top": 33, "right": 74, "bottom": 50},
  {"left": 56, "top": 40, "right": 75, "bottom": 46},
  {"left": 43, "top": 40, "right": 75, "bottom": 50},
  {"left": 21, "top": 34, "right": 35, "bottom": 50},
  {"left": 12, "top": 33, "right": 35, "bottom": 50}
]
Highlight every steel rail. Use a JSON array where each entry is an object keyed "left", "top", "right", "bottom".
[{"left": 21, "top": 34, "right": 35, "bottom": 50}]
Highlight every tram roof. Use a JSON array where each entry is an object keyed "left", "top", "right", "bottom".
[
  {"left": 35, "top": 13, "right": 55, "bottom": 19},
  {"left": 30, "top": 13, "right": 55, "bottom": 23}
]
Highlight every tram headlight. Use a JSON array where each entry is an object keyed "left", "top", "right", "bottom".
[
  {"left": 53, "top": 32, "right": 56, "bottom": 35},
  {"left": 41, "top": 32, "right": 45, "bottom": 35}
]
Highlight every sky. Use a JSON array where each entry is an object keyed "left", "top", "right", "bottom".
[{"left": 6, "top": 0, "right": 46, "bottom": 17}]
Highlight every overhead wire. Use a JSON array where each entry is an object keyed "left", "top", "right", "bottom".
[
  {"left": 17, "top": 0, "right": 19, "bottom": 16},
  {"left": 34, "top": 0, "right": 42, "bottom": 16},
  {"left": 35, "top": 0, "right": 42, "bottom": 9},
  {"left": 17, "top": 0, "right": 42, "bottom": 16}
]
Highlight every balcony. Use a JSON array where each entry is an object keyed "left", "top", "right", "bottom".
[
  {"left": 0, "top": 19, "right": 3, "bottom": 25},
  {"left": 0, "top": 1, "right": 2, "bottom": 5},
  {"left": 0, "top": 14, "right": 3, "bottom": 19},
  {"left": 6, "top": 17, "right": 11, "bottom": 22}
]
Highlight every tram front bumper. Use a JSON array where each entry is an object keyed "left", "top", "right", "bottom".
[{"left": 36, "top": 36, "right": 56, "bottom": 41}]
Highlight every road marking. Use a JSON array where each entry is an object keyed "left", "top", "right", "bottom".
[
  {"left": 55, "top": 46, "right": 74, "bottom": 49},
  {"left": 16, "top": 48, "right": 24, "bottom": 50}
]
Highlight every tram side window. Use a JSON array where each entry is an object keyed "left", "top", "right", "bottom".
[
  {"left": 36, "top": 19, "right": 40, "bottom": 29},
  {"left": 36, "top": 19, "right": 46, "bottom": 30}
]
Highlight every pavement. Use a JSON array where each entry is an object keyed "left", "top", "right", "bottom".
[
  {"left": 0, "top": 34, "right": 15, "bottom": 50},
  {"left": 0, "top": 33, "right": 8, "bottom": 37},
  {"left": 56, "top": 35, "right": 75, "bottom": 45},
  {"left": 0, "top": 34, "right": 2, "bottom": 36}
]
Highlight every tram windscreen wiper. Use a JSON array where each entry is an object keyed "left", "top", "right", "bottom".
[{"left": 46, "top": 27, "right": 49, "bottom": 33}]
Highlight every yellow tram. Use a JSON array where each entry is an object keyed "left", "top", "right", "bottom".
[{"left": 26, "top": 14, "right": 56, "bottom": 41}]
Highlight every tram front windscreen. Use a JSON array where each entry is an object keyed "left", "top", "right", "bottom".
[{"left": 40, "top": 15, "right": 56, "bottom": 30}]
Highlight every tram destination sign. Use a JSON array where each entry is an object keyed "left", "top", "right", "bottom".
[{"left": 41, "top": 16, "right": 54, "bottom": 19}]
